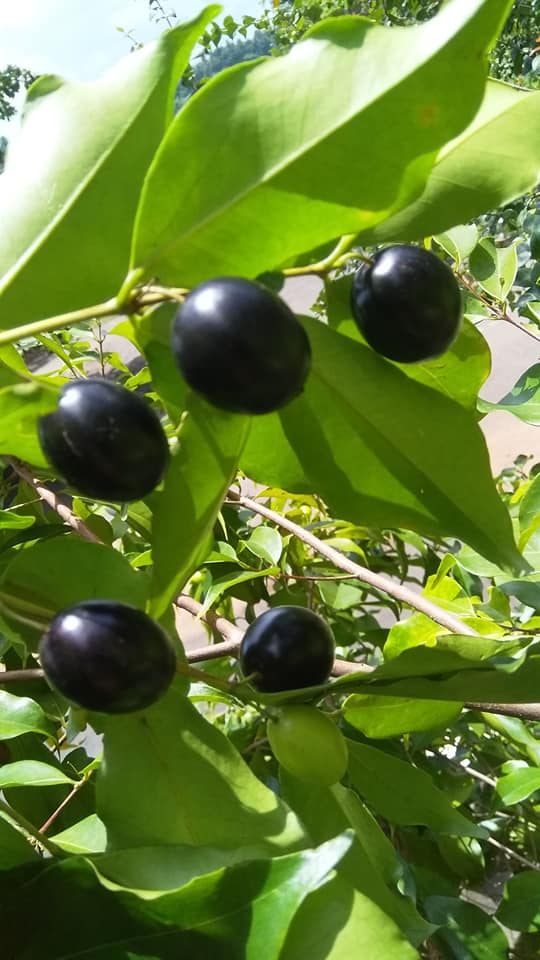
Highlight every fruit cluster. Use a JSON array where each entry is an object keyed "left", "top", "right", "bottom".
[{"left": 35, "top": 248, "right": 461, "bottom": 716}]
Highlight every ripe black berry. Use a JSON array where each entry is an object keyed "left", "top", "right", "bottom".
[
  {"left": 38, "top": 378, "right": 169, "bottom": 502},
  {"left": 350, "top": 245, "right": 462, "bottom": 363},
  {"left": 171, "top": 277, "right": 311, "bottom": 414},
  {"left": 39, "top": 600, "right": 176, "bottom": 713},
  {"left": 239, "top": 606, "right": 335, "bottom": 693}
]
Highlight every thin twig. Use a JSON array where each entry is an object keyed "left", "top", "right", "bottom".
[
  {"left": 0, "top": 797, "right": 62, "bottom": 857},
  {"left": 0, "top": 668, "right": 44, "bottom": 683},
  {"left": 226, "top": 490, "right": 478, "bottom": 637},
  {"left": 175, "top": 594, "right": 243, "bottom": 644},
  {"left": 39, "top": 775, "right": 90, "bottom": 834},
  {"left": 468, "top": 702, "right": 540, "bottom": 721},
  {"left": 8, "top": 460, "right": 102, "bottom": 543},
  {"left": 485, "top": 834, "right": 539, "bottom": 871}
]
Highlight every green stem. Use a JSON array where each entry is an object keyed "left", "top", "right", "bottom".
[
  {"left": 0, "top": 297, "right": 120, "bottom": 348},
  {"left": 0, "top": 797, "right": 63, "bottom": 857},
  {"left": 283, "top": 233, "right": 358, "bottom": 277}
]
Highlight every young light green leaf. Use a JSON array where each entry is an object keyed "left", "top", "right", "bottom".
[
  {"left": 149, "top": 398, "right": 250, "bottom": 618},
  {"left": 347, "top": 740, "right": 487, "bottom": 837},
  {"left": 469, "top": 238, "right": 519, "bottom": 300},
  {"left": 0, "top": 510, "right": 34, "bottom": 530},
  {"left": 496, "top": 768, "right": 540, "bottom": 806},
  {"left": 50, "top": 815, "right": 107, "bottom": 855},
  {"left": 97, "top": 683, "right": 308, "bottom": 854},
  {"left": 243, "top": 318, "right": 523, "bottom": 573},
  {"left": 0, "top": 7, "right": 219, "bottom": 331},
  {"left": 434, "top": 225, "right": 479, "bottom": 264},
  {"left": 367, "top": 78, "right": 540, "bottom": 244},
  {"left": 0, "top": 760, "right": 75, "bottom": 789},
  {"left": 0, "top": 690, "right": 56, "bottom": 741},
  {"left": 343, "top": 694, "right": 461, "bottom": 738},
  {"left": 244, "top": 527, "right": 283, "bottom": 566},
  {"left": 132, "top": 0, "right": 512, "bottom": 285},
  {"left": 0, "top": 382, "right": 57, "bottom": 467}
]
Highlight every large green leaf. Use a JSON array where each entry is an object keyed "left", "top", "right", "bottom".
[
  {"left": 366, "top": 78, "right": 540, "bottom": 244},
  {"left": 0, "top": 690, "right": 56, "bottom": 740},
  {"left": 3, "top": 838, "right": 351, "bottom": 960},
  {"left": 132, "top": 0, "right": 512, "bottom": 286},
  {"left": 281, "top": 771, "right": 433, "bottom": 946},
  {"left": 281, "top": 874, "right": 418, "bottom": 960},
  {"left": 478, "top": 362, "right": 540, "bottom": 425},
  {"left": 0, "top": 7, "right": 219, "bottom": 330},
  {"left": 96, "top": 682, "right": 308, "bottom": 854},
  {"left": 0, "top": 536, "right": 147, "bottom": 647},
  {"left": 0, "top": 815, "right": 39, "bottom": 870},
  {"left": 149, "top": 396, "right": 250, "bottom": 618},
  {"left": 325, "top": 274, "right": 491, "bottom": 411},
  {"left": 424, "top": 896, "right": 509, "bottom": 960},
  {"left": 347, "top": 741, "right": 487, "bottom": 837},
  {"left": 242, "top": 318, "right": 522, "bottom": 572},
  {"left": 496, "top": 871, "right": 540, "bottom": 933}
]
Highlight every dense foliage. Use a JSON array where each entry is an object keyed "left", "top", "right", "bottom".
[{"left": 0, "top": 1, "right": 540, "bottom": 957}]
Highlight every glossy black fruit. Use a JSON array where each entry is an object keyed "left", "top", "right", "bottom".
[
  {"left": 38, "top": 378, "right": 169, "bottom": 502},
  {"left": 171, "top": 277, "right": 311, "bottom": 414},
  {"left": 39, "top": 600, "right": 176, "bottom": 713},
  {"left": 239, "top": 606, "right": 335, "bottom": 693},
  {"left": 350, "top": 245, "right": 462, "bottom": 363}
]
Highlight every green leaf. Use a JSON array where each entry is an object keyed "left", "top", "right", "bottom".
[
  {"left": 0, "top": 8, "right": 219, "bottom": 329},
  {"left": 281, "top": 771, "right": 434, "bottom": 946},
  {"left": 478, "top": 362, "right": 540, "bottom": 425},
  {"left": 130, "top": 304, "right": 187, "bottom": 422},
  {"left": 367, "top": 78, "right": 540, "bottom": 244},
  {"left": 198, "top": 566, "right": 273, "bottom": 616},
  {"left": 0, "top": 536, "right": 147, "bottom": 643},
  {"left": 0, "top": 382, "right": 57, "bottom": 467},
  {"left": 424, "top": 896, "right": 509, "bottom": 959},
  {"left": 325, "top": 274, "right": 491, "bottom": 411},
  {"left": 496, "top": 871, "right": 540, "bottom": 933},
  {"left": 132, "top": 0, "right": 511, "bottom": 285},
  {"left": 96, "top": 683, "right": 308, "bottom": 854},
  {"left": 343, "top": 694, "right": 461, "bottom": 738},
  {"left": 0, "top": 690, "right": 56, "bottom": 740},
  {"left": 0, "top": 814, "right": 39, "bottom": 869},
  {"left": 496, "top": 768, "right": 540, "bottom": 806},
  {"left": 435, "top": 225, "right": 479, "bottom": 264},
  {"left": 281, "top": 874, "right": 419, "bottom": 960},
  {"left": 149, "top": 397, "right": 249, "bottom": 618},
  {"left": 2, "top": 837, "right": 352, "bottom": 960},
  {"left": 0, "top": 510, "right": 34, "bottom": 530},
  {"left": 347, "top": 740, "right": 487, "bottom": 837},
  {"left": 244, "top": 526, "right": 283, "bottom": 565},
  {"left": 243, "top": 318, "right": 522, "bottom": 573},
  {"left": 0, "top": 760, "right": 75, "bottom": 788},
  {"left": 469, "top": 237, "right": 519, "bottom": 300},
  {"left": 50, "top": 815, "right": 107, "bottom": 855}
]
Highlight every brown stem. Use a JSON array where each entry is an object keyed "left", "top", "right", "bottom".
[
  {"left": 226, "top": 490, "right": 478, "bottom": 637},
  {"left": 0, "top": 668, "right": 44, "bottom": 683},
  {"left": 39, "top": 775, "right": 90, "bottom": 834},
  {"left": 485, "top": 834, "right": 539, "bottom": 871},
  {"left": 8, "top": 460, "right": 102, "bottom": 543}
]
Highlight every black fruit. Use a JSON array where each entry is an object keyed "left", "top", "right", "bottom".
[
  {"left": 39, "top": 600, "right": 176, "bottom": 713},
  {"left": 239, "top": 606, "right": 335, "bottom": 693},
  {"left": 171, "top": 277, "right": 311, "bottom": 414},
  {"left": 350, "top": 244, "right": 462, "bottom": 363},
  {"left": 38, "top": 378, "right": 169, "bottom": 502}
]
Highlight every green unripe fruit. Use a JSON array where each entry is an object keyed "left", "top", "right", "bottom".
[{"left": 266, "top": 705, "right": 348, "bottom": 786}]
